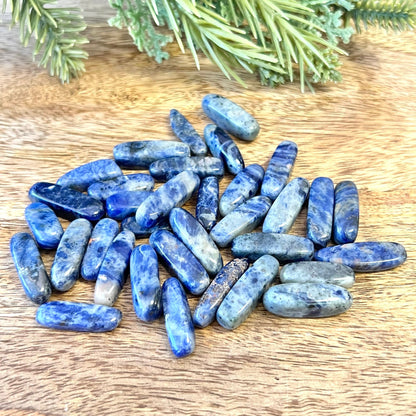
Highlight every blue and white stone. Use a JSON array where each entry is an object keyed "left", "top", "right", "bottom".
[
  {"left": 36, "top": 301, "right": 122, "bottom": 332},
  {"left": 169, "top": 109, "right": 207, "bottom": 155},
  {"left": 263, "top": 283, "right": 353, "bottom": 318},
  {"left": 169, "top": 207, "right": 223, "bottom": 276},
  {"left": 263, "top": 177, "right": 309, "bottom": 233},
  {"left": 81, "top": 218, "right": 119, "bottom": 281},
  {"left": 162, "top": 277, "right": 195, "bottom": 358},
  {"left": 135, "top": 170, "right": 200, "bottom": 229},
  {"left": 216, "top": 255, "right": 279, "bottom": 330},
  {"left": 57, "top": 159, "right": 122, "bottom": 192},
  {"left": 113, "top": 141, "right": 190, "bottom": 169},
  {"left": 51, "top": 219, "right": 92, "bottom": 291},
  {"left": 261, "top": 141, "right": 298, "bottom": 200},
  {"left": 201, "top": 94, "right": 260, "bottom": 141},
  {"left": 29, "top": 182, "right": 105, "bottom": 222},
  {"left": 307, "top": 177, "right": 334, "bottom": 248},
  {"left": 24, "top": 202, "right": 63, "bottom": 249},
  {"left": 10, "top": 232, "right": 51, "bottom": 304},
  {"left": 333, "top": 180, "right": 359, "bottom": 244},
  {"left": 315, "top": 241, "right": 407, "bottom": 272},
  {"left": 195, "top": 176, "right": 219, "bottom": 232},
  {"left": 231, "top": 232, "right": 315, "bottom": 263},
  {"left": 106, "top": 190, "right": 152, "bottom": 220},
  {"left": 121, "top": 216, "right": 170, "bottom": 238},
  {"left": 94, "top": 230, "right": 135, "bottom": 306},
  {"left": 204, "top": 124, "right": 245, "bottom": 175},
  {"left": 210, "top": 196, "right": 271, "bottom": 248},
  {"left": 193, "top": 258, "right": 249, "bottom": 328},
  {"left": 149, "top": 229, "right": 210, "bottom": 296}
]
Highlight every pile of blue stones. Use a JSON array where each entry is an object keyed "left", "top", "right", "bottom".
[{"left": 10, "top": 94, "right": 407, "bottom": 358}]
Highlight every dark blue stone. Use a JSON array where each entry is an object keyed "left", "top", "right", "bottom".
[
  {"left": 195, "top": 176, "right": 219, "bottom": 232},
  {"left": 106, "top": 190, "right": 152, "bottom": 220},
  {"left": 121, "top": 216, "right": 170, "bottom": 238}
]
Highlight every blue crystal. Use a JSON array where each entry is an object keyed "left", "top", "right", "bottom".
[
  {"left": 195, "top": 176, "right": 219, "bottom": 232},
  {"left": 24, "top": 202, "right": 63, "bottom": 249},
  {"left": 29, "top": 182, "right": 105, "bottom": 222},
  {"left": 10, "top": 232, "right": 51, "bottom": 304},
  {"left": 106, "top": 190, "right": 152, "bottom": 220},
  {"left": 193, "top": 258, "right": 249, "bottom": 328},
  {"left": 216, "top": 255, "right": 279, "bottom": 330},
  {"left": 315, "top": 241, "right": 407, "bottom": 272},
  {"left": 51, "top": 218, "right": 92, "bottom": 291},
  {"left": 121, "top": 216, "right": 170, "bottom": 238},
  {"left": 36, "top": 301, "right": 122, "bottom": 332},
  {"left": 162, "top": 277, "right": 195, "bottom": 358}
]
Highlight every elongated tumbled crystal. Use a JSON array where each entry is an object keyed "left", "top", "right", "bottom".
[
  {"left": 315, "top": 242, "right": 407, "bottom": 272},
  {"left": 122, "top": 216, "right": 170, "bottom": 238},
  {"left": 216, "top": 255, "right": 279, "bottom": 330},
  {"left": 202, "top": 94, "right": 260, "bottom": 141},
  {"left": 36, "top": 301, "right": 122, "bottom": 332},
  {"left": 263, "top": 177, "right": 309, "bottom": 233},
  {"left": 81, "top": 218, "right": 119, "bottom": 281},
  {"left": 231, "top": 232, "right": 314, "bottom": 263},
  {"left": 219, "top": 164, "right": 265, "bottom": 216},
  {"left": 306, "top": 177, "right": 334, "bottom": 248},
  {"left": 193, "top": 258, "right": 249, "bottom": 328},
  {"left": 162, "top": 277, "right": 195, "bottom": 358},
  {"left": 106, "top": 190, "right": 152, "bottom": 220},
  {"left": 210, "top": 196, "right": 271, "bottom": 248},
  {"left": 94, "top": 230, "right": 135, "bottom": 306},
  {"left": 24, "top": 202, "right": 63, "bottom": 249},
  {"left": 261, "top": 141, "right": 298, "bottom": 200},
  {"left": 169, "top": 109, "right": 207, "bottom": 155},
  {"left": 29, "top": 182, "right": 105, "bottom": 222},
  {"left": 196, "top": 176, "right": 219, "bottom": 232},
  {"left": 10, "top": 232, "right": 51, "bottom": 304},
  {"left": 57, "top": 159, "right": 122, "bottom": 192},
  {"left": 113, "top": 141, "right": 190, "bottom": 169},
  {"left": 333, "top": 180, "right": 359, "bottom": 244},
  {"left": 149, "top": 230, "right": 210, "bottom": 295},
  {"left": 130, "top": 245, "right": 162, "bottom": 322},
  {"left": 135, "top": 170, "right": 200, "bottom": 229},
  {"left": 263, "top": 283, "right": 353, "bottom": 318}
]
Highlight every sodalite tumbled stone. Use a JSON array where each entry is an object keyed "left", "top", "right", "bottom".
[
  {"left": 263, "top": 283, "right": 353, "bottom": 318},
  {"left": 196, "top": 176, "right": 219, "bottom": 232},
  {"left": 216, "top": 255, "right": 279, "bottom": 330},
  {"left": 106, "top": 190, "right": 152, "bottom": 220},
  {"left": 10, "top": 232, "right": 51, "bottom": 304},
  {"left": 122, "top": 216, "right": 170, "bottom": 238}
]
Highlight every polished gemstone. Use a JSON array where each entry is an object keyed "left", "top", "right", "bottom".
[
  {"left": 121, "top": 216, "right": 170, "bottom": 238},
  {"left": 106, "top": 190, "right": 152, "bottom": 220},
  {"left": 195, "top": 176, "right": 219, "bottom": 232}
]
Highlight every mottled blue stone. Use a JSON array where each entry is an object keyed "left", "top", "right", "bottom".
[
  {"left": 29, "top": 182, "right": 105, "bottom": 222},
  {"left": 231, "top": 232, "right": 314, "bottom": 263},
  {"left": 169, "top": 207, "right": 223, "bottom": 276},
  {"left": 162, "top": 277, "right": 195, "bottom": 358},
  {"left": 315, "top": 241, "right": 407, "bottom": 272},
  {"left": 149, "top": 156, "right": 224, "bottom": 181},
  {"left": 149, "top": 230, "right": 210, "bottom": 296},
  {"left": 263, "top": 283, "right": 353, "bottom": 318},
  {"left": 169, "top": 109, "right": 207, "bottom": 156},
  {"left": 130, "top": 245, "right": 162, "bottom": 322},
  {"left": 106, "top": 190, "right": 152, "bottom": 220},
  {"left": 195, "top": 176, "right": 219, "bottom": 232},
  {"left": 193, "top": 258, "right": 249, "bottom": 328},
  {"left": 94, "top": 230, "right": 135, "bottom": 306},
  {"left": 121, "top": 216, "right": 170, "bottom": 238},
  {"left": 135, "top": 171, "right": 200, "bottom": 229},
  {"left": 51, "top": 219, "right": 92, "bottom": 291},
  {"left": 204, "top": 125, "right": 245, "bottom": 175},
  {"left": 24, "top": 202, "right": 63, "bottom": 249},
  {"left": 333, "top": 181, "right": 359, "bottom": 244},
  {"left": 263, "top": 177, "right": 309, "bottom": 233},
  {"left": 210, "top": 196, "right": 271, "bottom": 248},
  {"left": 306, "top": 177, "right": 334, "bottom": 248},
  {"left": 113, "top": 141, "right": 190, "bottom": 169},
  {"left": 36, "top": 301, "right": 122, "bottom": 332},
  {"left": 57, "top": 159, "right": 122, "bottom": 192},
  {"left": 80, "top": 218, "right": 119, "bottom": 281},
  {"left": 216, "top": 255, "right": 279, "bottom": 330},
  {"left": 201, "top": 94, "right": 260, "bottom": 141},
  {"left": 10, "top": 232, "right": 51, "bottom": 304},
  {"left": 261, "top": 141, "right": 298, "bottom": 200},
  {"left": 219, "top": 164, "right": 264, "bottom": 216}
]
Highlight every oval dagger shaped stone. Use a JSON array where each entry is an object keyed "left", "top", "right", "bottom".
[
  {"left": 315, "top": 242, "right": 407, "bottom": 272},
  {"left": 195, "top": 176, "right": 219, "bottom": 232},
  {"left": 121, "top": 216, "right": 170, "bottom": 238},
  {"left": 10, "top": 232, "right": 51, "bottom": 304},
  {"left": 216, "top": 255, "right": 279, "bottom": 330},
  {"left": 106, "top": 190, "right": 152, "bottom": 220},
  {"left": 263, "top": 283, "right": 353, "bottom": 318}
]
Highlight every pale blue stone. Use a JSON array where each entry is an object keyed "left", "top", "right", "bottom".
[
  {"left": 195, "top": 176, "right": 219, "bottom": 232},
  {"left": 106, "top": 190, "right": 152, "bottom": 220},
  {"left": 121, "top": 216, "right": 170, "bottom": 238}
]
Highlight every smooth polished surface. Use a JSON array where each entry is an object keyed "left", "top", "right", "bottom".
[{"left": 195, "top": 176, "right": 219, "bottom": 231}]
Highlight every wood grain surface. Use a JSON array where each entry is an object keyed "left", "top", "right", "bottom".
[{"left": 1, "top": 4, "right": 415, "bottom": 415}]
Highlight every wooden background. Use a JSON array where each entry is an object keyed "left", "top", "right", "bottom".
[{"left": 0, "top": 2, "right": 415, "bottom": 415}]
